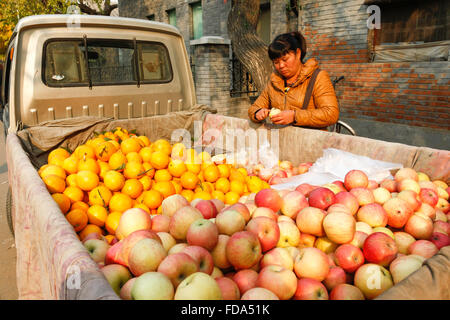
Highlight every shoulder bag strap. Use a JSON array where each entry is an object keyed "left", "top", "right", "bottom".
[{"left": 301, "top": 68, "right": 321, "bottom": 110}]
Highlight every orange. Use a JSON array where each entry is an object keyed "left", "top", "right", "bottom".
[
  {"left": 195, "top": 181, "right": 213, "bottom": 194},
  {"left": 52, "top": 193, "right": 71, "bottom": 214},
  {"left": 48, "top": 155, "right": 66, "bottom": 167},
  {"left": 121, "top": 137, "right": 142, "bottom": 154},
  {"left": 229, "top": 169, "right": 245, "bottom": 183},
  {"left": 40, "top": 164, "right": 67, "bottom": 180},
  {"left": 103, "top": 170, "right": 125, "bottom": 192},
  {"left": 185, "top": 148, "right": 198, "bottom": 164},
  {"left": 71, "top": 201, "right": 89, "bottom": 212},
  {"left": 171, "top": 180, "right": 182, "bottom": 194},
  {"left": 215, "top": 177, "right": 230, "bottom": 193},
  {"left": 142, "top": 189, "right": 163, "bottom": 209},
  {"left": 77, "top": 156, "right": 100, "bottom": 174},
  {"left": 237, "top": 167, "right": 248, "bottom": 177},
  {"left": 126, "top": 151, "right": 143, "bottom": 164},
  {"left": 79, "top": 224, "right": 104, "bottom": 240},
  {"left": 108, "top": 151, "right": 127, "bottom": 171},
  {"left": 198, "top": 171, "right": 205, "bottom": 182},
  {"left": 142, "top": 162, "right": 156, "bottom": 178},
  {"left": 123, "top": 162, "right": 145, "bottom": 179},
  {"left": 150, "top": 151, "right": 170, "bottom": 170},
  {"left": 217, "top": 164, "right": 230, "bottom": 178},
  {"left": 171, "top": 143, "right": 187, "bottom": 161},
  {"left": 211, "top": 190, "right": 225, "bottom": 202},
  {"left": 180, "top": 171, "right": 200, "bottom": 190},
  {"left": 152, "top": 181, "right": 176, "bottom": 198},
  {"left": 76, "top": 171, "right": 99, "bottom": 191},
  {"left": 138, "top": 135, "right": 151, "bottom": 147},
  {"left": 48, "top": 148, "right": 70, "bottom": 163},
  {"left": 168, "top": 159, "right": 187, "bottom": 178},
  {"left": 63, "top": 186, "right": 85, "bottom": 203},
  {"left": 193, "top": 190, "right": 212, "bottom": 200},
  {"left": 154, "top": 169, "right": 172, "bottom": 182},
  {"left": 121, "top": 179, "right": 144, "bottom": 199},
  {"left": 66, "top": 174, "right": 78, "bottom": 187},
  {"left": 225, "top": 191, "right": 240, "bottom": 205},
  {"left": 98, "top": 161, "right": 111, "bottom": 180},
  {"left": 134, "top": 203, "right": 150, "bottom": 214},
  {"left": 89, "top": 186, "right": 113, "bottom": 207},
  {"left": 66, "top": 209, "right": 88, "bottom": 232},
  {"left": 74, "top": 144, "right": 95, "bottom": 160},
  {"left": 86, "top": 205, "right": 108, "bottom": 227},
  {"left": 201, "top": 160, "right": 214, "bottom": 171},
  {"left": 94, "top": 141, "right": 117, "bottom": 162},
  {"left": 139, "top": 147, "right": 153, "bottom": 163},
  {"left": 197, "top": 151, "right": 212, "bottom": 163},
  {"left": 261, "top": 181, "right": 270, "bottom": 189},
  {"left": 230, "top": 180, "right": 245, "bottom": 196},
  {"left": 109, "top": 193, "right": 133, "bottom": 212},
  {"left": 38, "top": 164, "right": 50, "bottom": 176},
  {"left": 62, "top": 156, "right": 79, "bottom": 175},
  {"left": 186, "top": 162, "right": 201, "bottom": 174},
  {"left": 151, "top": 139, "right": 172, "bottom": 155},
  {"left": 105, "top": 211, "right": 122, "bottom": 235},
  {"left": 104, "top": 234, "right": 116, "bottom": 244},
  {"left": 247, "top": 176, "right": 263, "bottom": 193},
  {"left": 139, "top": 175, "right": 152, "bottom": 191},
  {"left": 203, "top": 164, "right": 220, "bottom": 183},
  {"left": 180, "top": 189, "right": 195, "bottom": 202},
  {"left": 42, "top": 174, "right": 66, "bottom": 194},
  {"left": 88, "top": 137, "right": 107, "bottom": 149}
]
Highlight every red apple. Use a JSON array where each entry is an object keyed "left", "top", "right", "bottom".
[
  {"left": 226, "top": 231, "right": 262, "bottom": 270},
  {"left": 350, "top": 231, "right": 369, "bottom": 249},
  {"left": 210, "top": 234, "right": 231, "bottom": 269},
  {"left": 332, "top": 180, "right": 347, "bottom": 192},
  {"left": 182, "top": 245, "right": 215, "bottom": 275},
  {"left": 254, "top": 188, "right": 282, "bottom": 213},
  {"left": 296, "top": 206, "right": 326, "bottom": 237},
  {"left": 407, "top": 240, "right": 439, "bottom": 259},
  {"left": 232, "top": 269, "right": 259, "bottom": 296},
  {"left": 210, "top": 198, "right": 225, "bottom": 212},
  {"left": 119, "top": 229, "right": 162, "bottom": 266},
  {"left": 335, "top": 191, "right": 360, "bottom": 215},
  {"left": 397, "top": 190, "right": 422, "bottom": 212},
  {"left": 356, "top": 203, "right": 388, "bottom": 228},
  {"left": 389, "top": 254, "right": 425, "bottom": 285},
  {"left": 344, "top": 170, "right": 369, "bottom": 190},
  {"left": 430, "top": 232, "right": 450, "bottom": 249},
  {"left": 186, "top": 218, "right": 219, "bottom": 251},
  {"left": 169, "top": 206, "right": 203, "bottom": 241},
  {"left": 397, "top": 179, "right": 421, "bottom": 194},
  {"left": 330, "top": 283, "right": 365, "bottom": 300},
  {"left": 323, "top": 211, "right": 356, "bottom": 244},
  {"left": 240, "top": 287, "right": 279, "bottom": 300},
  {"left": 215, "top": 209, "right": 246, "bottom": 236},
  {"left": 380, "top": 179, "right": 397, "bottom": 193},
  {"left": 350, "top": 187, "right": 375, "bottom": 206},
  {"left": 194, "top": 200, "right": 218, "bottom": 219},
  {"left": 280, "top": 191, "right": 308, "bottom": 219},
  {"left": 295, "top": 183, "right": 318, "bottom": 197},
  {"left": 419, "top": 188, "right": 439, "bottom": 207},
  {"left": 251, "top": 207, "right": 279, "bottom": 221},
  {"left": 308, "top": 187, "right": 336, "bottom": 210},
  {"left": 256, "top": 265, "right": 297, "bottom": 300},
  {"left": 215, "top": 277, "right": 240, "bottom": 300},
  {"left": 404, "top": 213, "right": 434, "bottom": 240},
  {"left": 394, "top": 168, "right": 419, "bottom": 182},
  {"left": 393, "top": 231, "right": 416, "bottom": 254},
  {"left": 327, "top": 203, "right": 352, "bottom": 215},
  {"left": 294, "top": 247, "right": 330, "bottom": 281},
  {"left": 299, "top": 233, "right": 316, "bottom": 248},
  {"left": 335, "top": 244, "right": 365, "bottom": 273},
  {"left": 372, "top": 187, "right": 392, "bottom": 205},
  {"left": 227, "top": 202, "right": 251, "bottom": 223},
  {"left": 128, "top": 238, "right": 167, "bottom": 276},
  {"left": 383, "top": 197, "right": 413, "bottom": 228},
  {"left": 433, "top": 221, "right": 450, "bottom": 235},
  {"left": 323, "top": 266, "right": 347, "bottom": 291},
  {"left": 258, "top": 167, "right": 274, "bottom": 182},
  {"left": 151, "top": 214, "right": 171, "bottom": 233},
  {"left": 363, "top": 232, "right": 398, "bottom": 267},
  {"left": 297, "top": 162, "right": 313, "bottom": 174},
  {"left": 245, "top": 216, "right": 280, "bottom": 252},
  {"left": 101, "top": 264, "right": 132, "bottom": 296},
  {"left": 354, "top": 264, "right": 393, "bottom": 299},
  {"left": 436, "top": 197, "right": 449, "bottom": 214},
  {"left": 367, "top": 180, "right": 379, "bottom": 189},
  {"left": 260, "top": 247, "right": 294, "bottom": 270},
  {"left": 416, "top": 203, "right": 436, "bottom": 221},
  {"left": 293, "top": 278, "right": 329, "bottom": 300},
  {"left": 157, "top": 252, "right": 199, "bottom": 288}
]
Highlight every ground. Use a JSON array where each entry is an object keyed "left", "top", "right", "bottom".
[{"left": 0, "top": 121, "right": 18, "bottom": 300}]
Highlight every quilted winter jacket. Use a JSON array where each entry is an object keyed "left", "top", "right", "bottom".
[{"left": 248, "top": 58, "right": 339, "bottom": 128}]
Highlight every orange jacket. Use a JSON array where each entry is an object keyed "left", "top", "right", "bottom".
[{"left": 248, "top": 58, "right": 339, "bottom": 128}]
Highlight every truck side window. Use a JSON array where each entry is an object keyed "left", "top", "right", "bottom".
[{"left": 43, "top": 39, "right": 173, "bottom": 87}]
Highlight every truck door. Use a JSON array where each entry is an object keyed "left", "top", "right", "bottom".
[{"left": 1, "top": 43, "right": 14, "bottom": 137}]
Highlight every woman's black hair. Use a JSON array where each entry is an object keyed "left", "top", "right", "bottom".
[{"left": 268, "top": 32, "right": 307, "bottom": 63}]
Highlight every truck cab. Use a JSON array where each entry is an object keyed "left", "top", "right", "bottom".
[{"left": 0, "top": 14, "right": 197, "bottom": 134}]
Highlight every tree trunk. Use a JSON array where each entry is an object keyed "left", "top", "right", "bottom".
[{"left": 227, "top": 0, "right": 273, "bottom": 92}]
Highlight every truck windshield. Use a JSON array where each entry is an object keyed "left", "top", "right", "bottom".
[{"left": 43, "top": 39, "right": 173, "bottom": 87}]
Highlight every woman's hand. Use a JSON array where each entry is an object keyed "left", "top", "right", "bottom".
[
  {"left": 255, "top": 108, "right": 270, "bottom": 121},
  {"left": 271, "top": 110, "right": 295, "bottom": 125}
]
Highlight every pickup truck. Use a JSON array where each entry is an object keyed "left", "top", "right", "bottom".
[{"left": 2, "top": 14, "right": 449, "bottom": 300}]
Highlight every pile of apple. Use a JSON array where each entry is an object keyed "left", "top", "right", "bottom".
[
  {"left": 251, "top": 160, "right": 313, "bottom": 185},
  {"left": 84, "top": 167, "right": 450, "bottom": 300}
]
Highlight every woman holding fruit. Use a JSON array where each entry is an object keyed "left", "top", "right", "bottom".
[{"left": 248, "top": 32, "right": 339, "bottom": 129}]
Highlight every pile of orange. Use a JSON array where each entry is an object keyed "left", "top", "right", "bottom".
[{"left": 38, "top": 127, "right": 270, "bottom": 242}]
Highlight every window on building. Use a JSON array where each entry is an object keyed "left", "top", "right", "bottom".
[
  {"left": 367, "top": 0, "right": 449, "bottom": 62},
  {"left": 257, "top": 2, "right": 271, "bottom": 45},
  {"left": 190, "top": 2, "right": 203, "bottom": 40},
  {"left": 167, "top": 9, "right": 176, "bottom": 27},
  {"left": 146, "top": 14, "right": 155, "bottom": 21},
  {"left": 43, "top": 39, "right": 173, "bottom": 87}
]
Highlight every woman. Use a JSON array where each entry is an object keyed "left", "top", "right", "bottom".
[{"left": 248, "top": 32, "right": 339, "bottom": 128}]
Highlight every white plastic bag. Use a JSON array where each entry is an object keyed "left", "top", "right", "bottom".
[{"left": 271, "top": 148, "right": 403, "bottom": 190}]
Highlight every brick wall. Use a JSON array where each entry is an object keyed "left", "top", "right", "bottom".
[{"left": 300, "top": 0, "right": 450, "bottom": 131}]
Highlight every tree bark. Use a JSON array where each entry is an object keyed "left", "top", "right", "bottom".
[
  {"left": 78, "top": 0, "right": 118, "bottom": 16},
  {"left": 227, "top": 0, "right": 273, "bottom": 92}
]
